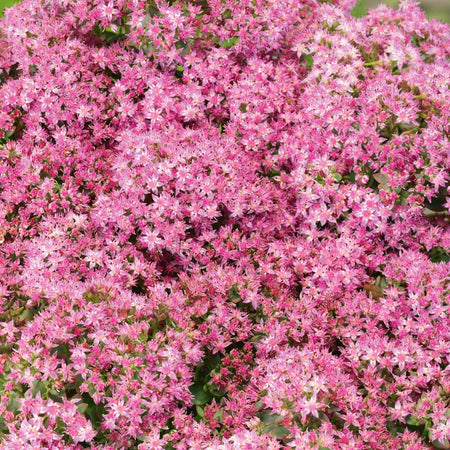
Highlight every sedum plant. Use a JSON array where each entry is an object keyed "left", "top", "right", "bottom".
[{"left": 0, "top": 0, "right": 449, "bottom": 448}]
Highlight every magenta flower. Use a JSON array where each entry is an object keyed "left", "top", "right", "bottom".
[{"left": 0, "top": 0, "right": 448, "bottom": 448}]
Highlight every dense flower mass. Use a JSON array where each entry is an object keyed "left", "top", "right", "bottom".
[{"left": 0, "top": 0, "right": 449, "bottom": 448}]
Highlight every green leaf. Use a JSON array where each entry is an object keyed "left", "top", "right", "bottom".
[
  {"left": 51, "top": 343, "right": 71, "bottom": 362},
  {"left": 239, "top": 103, "right": 248, "bottom": 113},
  {"left": 205, "top": 383, "right": 225, "bottom": 398},
  {"left": 228, "top": 284, "right": 241, "bottom": 302},
  {"left": 431, "top": 438, "right": 450, "bottom": 449},
  {"left": 32, "top": 380, "right": 46, "bottom": 396},
  {"left": 406, "top": 415, "right": 419, "bottom": 426},
  {"left": 19, "top": 308, "right": 32, "bottom": 321},
  {"left": 331, "top": 172, "right": 342, "bottom": 182},
  {"left": 315, "top": 174, "right": 325, "bottom": 185},
  {"left": 175, "top": 64, "right": 184, "bottom": 79},
  {"left": 426, "top": 247, "right": 450, "bottom": 263},
  {"left": 373, "top": 173, "right": 389, "bottom": 186},
  {"left": 77, "top": 402, "right": 89, "bottom": 414},
  {"left": 258, "top": 410, "right": 283, "bottom": 424},
  {"left": 7, "top": 393, "right": 20, "bottom": 413},
  {"left": 81, "top": 392, "right": 106, "bottom": 428},
  {"left": 219, "top": 36, "right": 239, "bottom": 48},
  {"left": 424, "top": 194, "right": 447, "bottom": 212},
  {"left": 266, "top": 425, "right": 290, "bottom": 440},
  {"left": 189, "top": 382, "right": 212, "bottom": 406},
  {"left": 29, "top": 64, "right": 38, "bottom": 76},
  {"left": 302, "top": 53, "right": 314, "bottom": 68},
  {"left": 195, "top": 405, "right": 205, "bottom": 418}
]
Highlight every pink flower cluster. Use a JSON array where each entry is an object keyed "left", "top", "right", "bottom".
[{"left": 0, "top": 0, "right": 449, "bottom": 448}]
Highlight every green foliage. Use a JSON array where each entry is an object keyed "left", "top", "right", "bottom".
[
  {"left": 93, "top": 24, "right": 129, "bottom": 44},
  {"left": 426, "top": 246, "right": 450, "bottom": 263},
  {"left": 302, "top": 53, "right": 314, "bottom": 68},
  {"left": 214, "top": 36, "right": 240, "bottom": 48},
  {"left": 256, "top": 409, "right": 291, "bottom": 443},
  {"left": 189, "top": 351, "right": 225, "bottom": 411}
]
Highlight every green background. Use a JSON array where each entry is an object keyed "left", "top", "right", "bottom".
[
  {"left": 0, "top": 0, "right": 20, "bottom": 17},
  {"left": 352, "top": 0, "right": 450, "bottom": 22}
]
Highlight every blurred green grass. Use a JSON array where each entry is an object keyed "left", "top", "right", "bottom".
[
  {"left": 352, "top": 0, "right": 450, "bottom": 22},
  {"left": 0, "top": 0, "right": 21, "bottom": 17}
]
